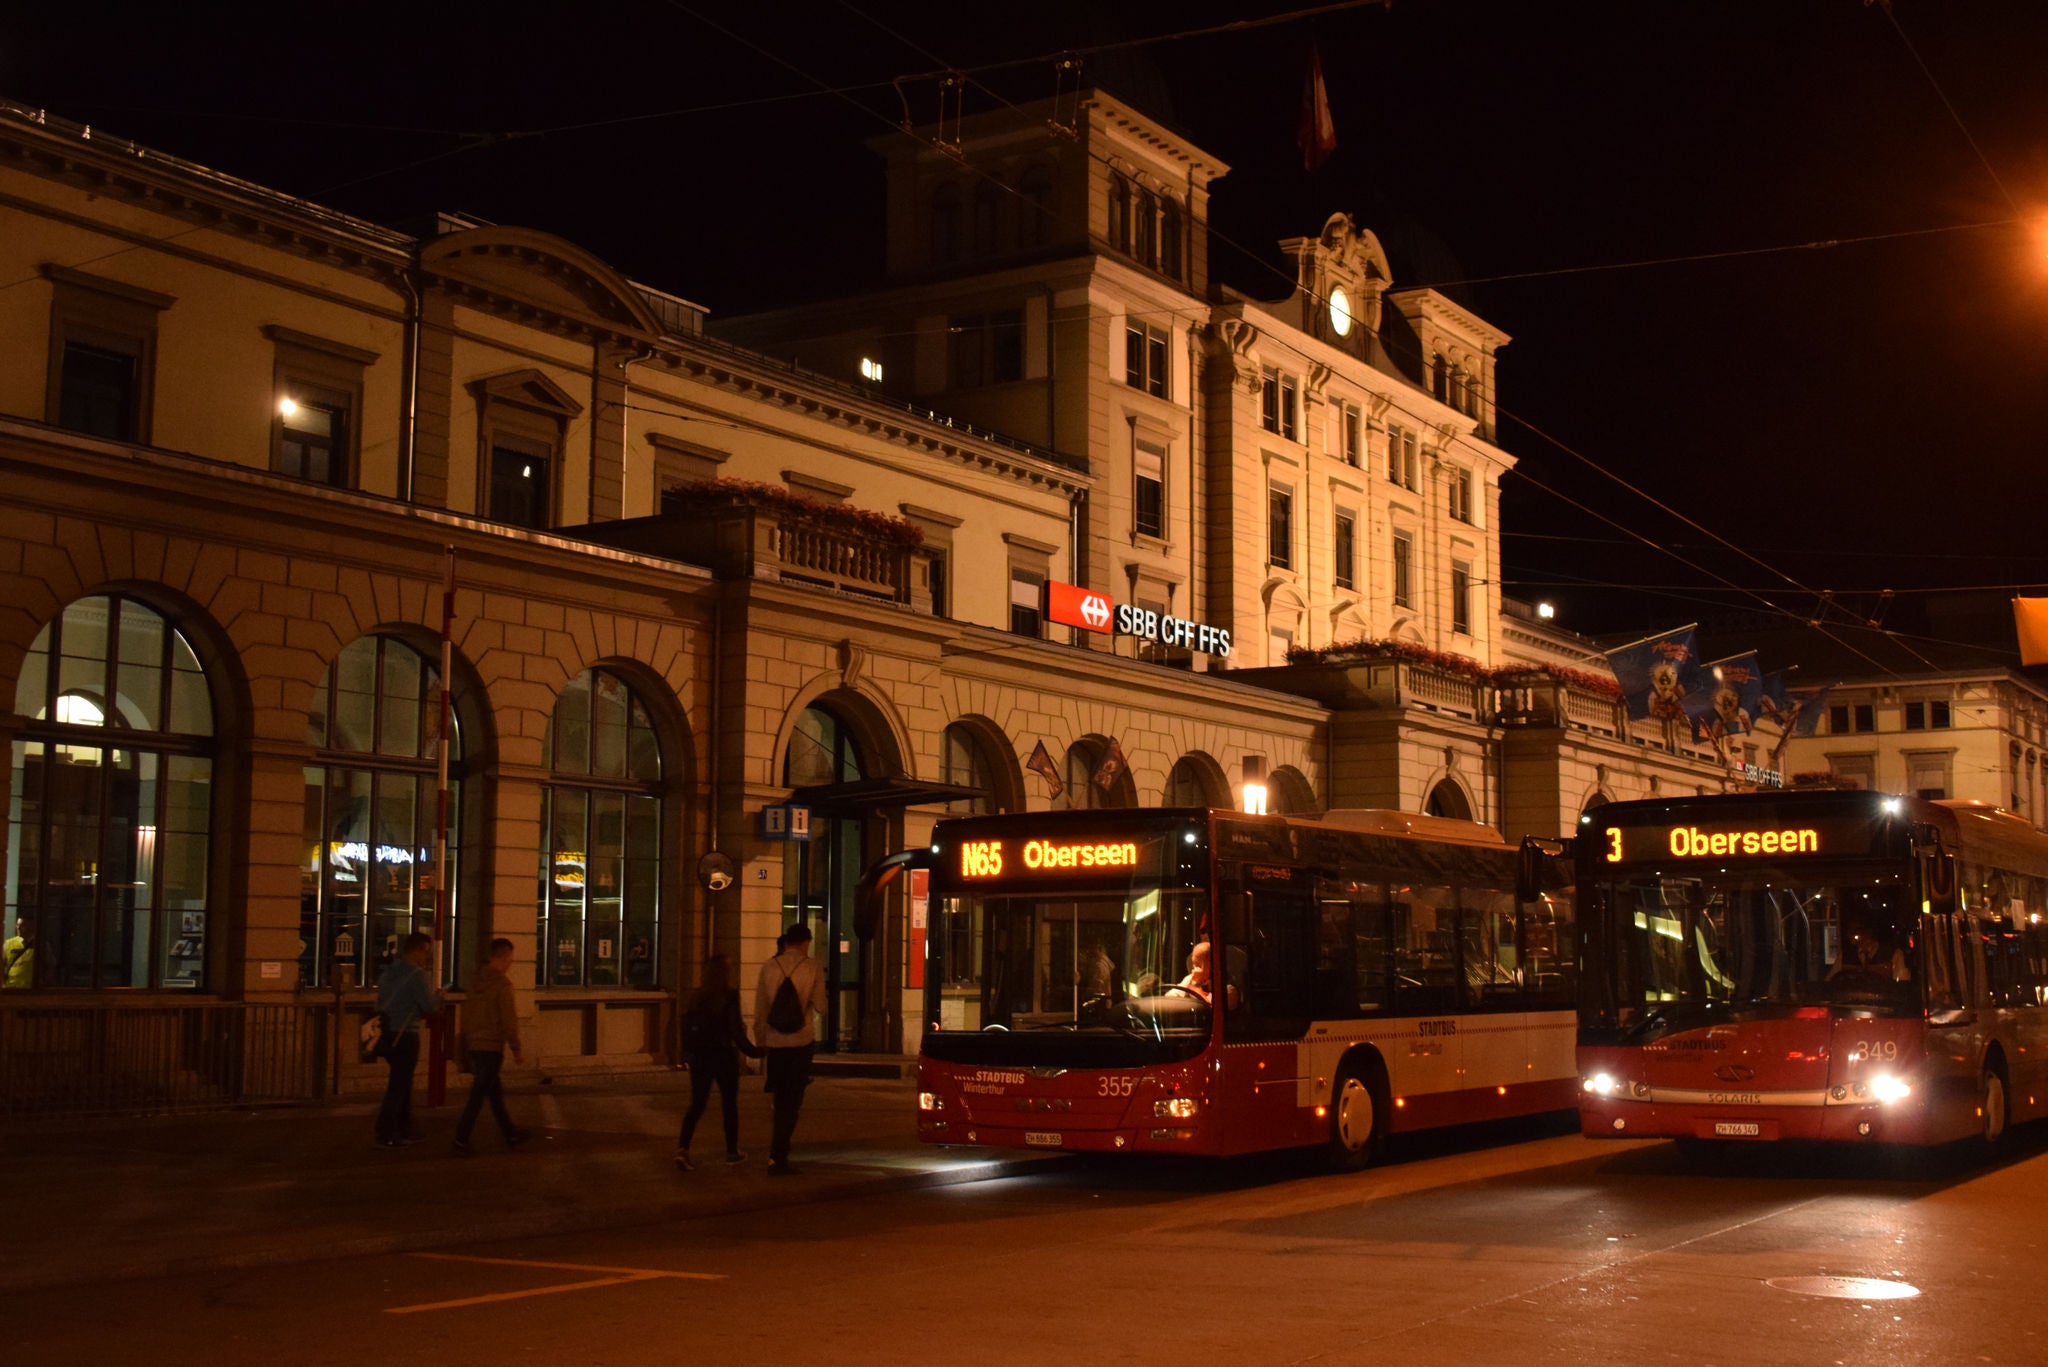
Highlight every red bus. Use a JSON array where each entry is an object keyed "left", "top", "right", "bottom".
[
  {"left": 902, "top": 806, "right": 1578, "bottom": 1166},
  {"left": 1576, "top": 790, "right": 2048, "bottom": 1150}
]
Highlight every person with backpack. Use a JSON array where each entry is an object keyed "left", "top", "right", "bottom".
[
  {"left": 675, "top": 952, "right": 760, "bottom": 1170},
  {"left": 374, "top": 932, "right": 440, "bottom": 1148},
  {"left": 753, "top": 922, "right": 829, "bottom": 1176}
]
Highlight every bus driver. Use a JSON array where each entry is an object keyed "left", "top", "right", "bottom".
[{"left": 1831, "top": 924, "right": 1910, "bottom": 984}]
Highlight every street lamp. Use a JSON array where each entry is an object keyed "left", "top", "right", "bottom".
[{"left": 1241, "top": 755, "right": 1269, "bottom": 815}]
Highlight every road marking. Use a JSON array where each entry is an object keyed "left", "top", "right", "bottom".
[{"left": 386, "top": 1252, "right": 724, "bottom": 1315}]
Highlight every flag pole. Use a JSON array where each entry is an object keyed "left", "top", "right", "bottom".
[{"left": 427, "top": 545, "right": 456, "bottom": 1107}]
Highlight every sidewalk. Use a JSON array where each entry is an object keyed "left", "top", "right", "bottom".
[{"left": 2, "top": 1069, "right": 1057, "bottom": 1292}]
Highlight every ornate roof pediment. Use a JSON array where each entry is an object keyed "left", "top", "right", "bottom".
[
  {"left": 421, "top": 226, "right": 662, "bottom": 339},
  {"left": 470, "top": 368, "right": 584, "bottom": 419}
]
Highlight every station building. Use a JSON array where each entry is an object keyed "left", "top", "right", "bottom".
[{"left": 0, "top": 91, "right": 1737, "bottom": 1103}]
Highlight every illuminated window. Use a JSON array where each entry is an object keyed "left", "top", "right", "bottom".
[
  {"left": 540, "top": 669, "right": 663, "bottom": 989},
  {"left": 301, "top": 636, "right": 464, "bottom": 988},
  {"left": 8, "top": 595, "right": 214, "bottom": 989}
]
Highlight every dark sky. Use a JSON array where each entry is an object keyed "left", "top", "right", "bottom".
[{"left": 10, "top": 0, "right": 2048, "bottom": 642}]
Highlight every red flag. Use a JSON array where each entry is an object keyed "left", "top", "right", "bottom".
[
  {"left": 1297, "top": 45, "right": 1336, "bottom": 172},
  {"left": 1026, "top": 740, "right": 1065, "bottom": 799},
  {"left": 1092, "top": 739, "right": 1128, "bottom": 793}
]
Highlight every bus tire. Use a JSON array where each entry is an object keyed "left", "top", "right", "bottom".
[
  {"left": 1980, "top": 1063, "right": 2010, "bottom": 1151},
  {"left": 1327, "top": 1063, "right": 1386, "bottom": 1171}
]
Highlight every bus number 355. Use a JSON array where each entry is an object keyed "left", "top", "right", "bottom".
[{"left": 1097, "top": 1077, "right": 1134, "bottom": 1097}]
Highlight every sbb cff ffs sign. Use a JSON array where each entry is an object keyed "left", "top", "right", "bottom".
[{"left": 1042, "top": 580, "right": 1232, "bottom": 658}]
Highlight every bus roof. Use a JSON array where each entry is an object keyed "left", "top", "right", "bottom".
[{"left": 1309, "top": 808, "right": 1511, "bottom": 850}]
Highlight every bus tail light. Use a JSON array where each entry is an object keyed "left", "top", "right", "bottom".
[{"left": 918, "top": 1092, "right": 945, "bottom": 1112}]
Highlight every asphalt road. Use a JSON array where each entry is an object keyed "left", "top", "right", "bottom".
[{"left": 18, "top": 1117, "right": 2048, "bottom": 1367}]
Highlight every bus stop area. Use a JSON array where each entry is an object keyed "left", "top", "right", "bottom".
[{"left": 0, "top": 1067, "right": 1057, "bottom": 1292}]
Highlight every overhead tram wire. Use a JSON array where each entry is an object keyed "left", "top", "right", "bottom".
[{"left": 1873, "top": 0, "right": 2022, "bottom": 218}]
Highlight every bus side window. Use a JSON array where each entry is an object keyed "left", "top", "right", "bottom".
[
  {"left": 1393, "top": 886, "right": 1459, "bottom": 1016},
  {"left": 1526, "top": 891, "right": 1576, "bottom": 1008},
  {"left": 1226, "top": 891, "right": 1314, "bottom": 1042},
  {"left": 1459, "top": 883, "right": 1519, "bottom": 1010},
  {"left": 1354, "top": 891, "right": 1392, "bottom": 1014},
  {"left": 1919, "top": 913, "right": 1957, "bottom": 1011},
  {"left": 1315, "top": 898, "right": 1359, "bottom": 1020}
]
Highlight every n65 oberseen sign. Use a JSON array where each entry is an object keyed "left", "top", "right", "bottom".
[{"left": 1043, "top": 580, "right": 1232, "bottom": 659}]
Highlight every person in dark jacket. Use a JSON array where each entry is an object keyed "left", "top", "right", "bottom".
[
  {"left": 452, "top": 936, "right": 529, "bottom": 1156},
  {"left": 676, "top": 953, "right": 761, "bottom": 1169}
]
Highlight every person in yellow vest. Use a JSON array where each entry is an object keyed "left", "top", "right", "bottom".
[{"left": 2, "top": 915, "right": 33, "bottom": 989}]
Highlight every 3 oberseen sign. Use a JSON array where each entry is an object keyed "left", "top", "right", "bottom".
[{"left": 1042, "top": 580, "right": 1232, "bottom": 658}]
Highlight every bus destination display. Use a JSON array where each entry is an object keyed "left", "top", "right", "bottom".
[{"left": 1600, "top": 815, "right": 1872, "bottom": 864}]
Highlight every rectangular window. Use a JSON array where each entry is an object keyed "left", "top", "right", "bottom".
[
  {"left": 1449, "top": 468, "right": 1474, "bottom": 523},
  {"left": 267, "top": 326, "right": 373, "bottom": 490},
  {"left": 1261, "top": 368, "right": 1297, "bottom": 441},
  {"left": 1009, "top": 566, "right": 1045, "bottom": 637},
  {"left": 949, "top": 310, "right": 1024, "bottom": 388},
  {"left": 1388, "top": 426, "right": 1419, "bottom": 490},
  {"left": 1268, "top": 482, "right": 1294, "bottom": 570},
  {"left": 1392, "top": 533, "right": 1413, "bottom": 609},
  {"left": 1333, "top": 510, "right": 1356, "bottom": 590},
  {"left": 1855, "top": 703, "right": 1875, "bottom": 733},
  {"left": 1452, "top": 560, "right": 1472, "bottom": 634},
  {"left": 278, "top": 393, "right": 349, "bottom": 486},
  {"left": 489, "top": 442, "right": 551, "bottom": 530},
  {"left": 928, "top": 550, "right": 950, "bottom": 618},
  {"left": 43, "top": 264, "right": 170, "bottom": 445},
  {"left": 1343, "top": 404, "right": 1362, "bottom": 468},
  {"left": 1904, "top": 702, "right": 1924, "bottom": 730},
  {"left": 1134, "top": 440, "right": 1166, "bottom": 539},
  {"left": 1830, "top": 704, "right": 1850, "bottom": 735},
  {"left": 1931, "top": 700, "right": 1950, "bottom": 728},
  {"left": 1125, "top": 322, "right": 1168, "bottom": 398},
  {"left": 1135, "top": 189, "right": 1158, "bottom": 268},
  {"left": 58, "top": 341, "right": 140, "bottom": 440}
]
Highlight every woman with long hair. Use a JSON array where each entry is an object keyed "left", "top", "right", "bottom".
[{"left": 676, "top": 952, "right": 761, "bottom": 1169}]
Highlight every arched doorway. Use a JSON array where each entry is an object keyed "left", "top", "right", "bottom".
[
  {"left": 1164, "top": 753, "right": 1229, "bottom": 809},
  {"left": 782, "top": 702, "right": 873, "bottom": 1051},
  {"left": 1425, "top": 779, "right": 1473, "bottom": 821}
]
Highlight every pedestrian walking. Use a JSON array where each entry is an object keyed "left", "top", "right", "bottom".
[
  {"left": 452, "top": 936, "right": 529, "bottom": 1156},
  {"left": 753, "top": 923, "right": 829, "bottom": 1176},
  {"left": 374, "top": 931, "right": 440, "bottom": 1148},
  {"left": 674, "top": 952, "right": 761, "bottom": 1170}
]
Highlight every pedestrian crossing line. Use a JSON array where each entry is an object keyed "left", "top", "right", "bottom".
[{"left": 386, "top": 1252, "right": 724, "bottom": 1315}]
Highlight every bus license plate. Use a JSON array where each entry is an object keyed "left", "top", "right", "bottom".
[
  {"left": 1024, "top": 1131, "right": 1063, "bottom": 1147},
  {"left": 1713, "top": 1121, "right": 1762, "bottom": 1138}
]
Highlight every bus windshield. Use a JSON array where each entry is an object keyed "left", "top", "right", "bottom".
[
  {"left": 1595, "top": 866, "right": 1921, "bottom": 1033},
  {"left": 929, "top": 887, "right": 1212, "bottom": 1050}
]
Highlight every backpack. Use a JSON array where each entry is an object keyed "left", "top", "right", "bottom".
[
  {"left": 359, "top": 1010, "right": 393, "bottom": 1060},
  {"left": 767, "top": 968, "right": 807, "bottom": 1034}
]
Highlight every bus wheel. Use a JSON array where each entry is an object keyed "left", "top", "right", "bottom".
[
  {"left": 1328, "top": 1068, "right": 1383, "bottom": 1171},
  {"left": 1980, "top": 1066, "right": 2010, "bottom": 1150}
]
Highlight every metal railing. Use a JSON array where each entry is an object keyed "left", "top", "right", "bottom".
[{"left": 0, "top": 1001, "right": 331, "bottom": 1121}]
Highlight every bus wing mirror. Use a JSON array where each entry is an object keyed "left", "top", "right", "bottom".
[{"left": 853, "top": 848, "right": 930, "bottom": 941}]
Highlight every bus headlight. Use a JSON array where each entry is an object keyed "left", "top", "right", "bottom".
[
  {"left": 1154, "top": 1097, "right": 1200, "bottom": 1120},
  {"left": 1870, "top": 1075, "right": 1911, "bottom": 1105},
  {"left": 918, "top": 1092, "right": 944, "bottom": 1113},
  {"left": 1583, "top": 1073, "right": 1622, "bottom": 1098}
]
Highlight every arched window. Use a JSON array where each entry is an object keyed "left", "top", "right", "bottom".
[
  {"left": 1431, "top": 353, "right": 1449, "bottom": 402},
  {"left": 540, "top": 669, "right": 663, "bottom": 989},
  {"left": 1164, "top": 755, "right": 1224, "bottom": 809},
  {"left": 1109, "top": 175, "right": 1133, "bottom": 255},
  {"left": 8, "top": 594, "right": 214, "bottom": 989},
  {"left": 785, "top": 705, "right": 863, "bottom": 789},
  {"left": 1425, "top": 779, "right": 1472, "bottom": 821},
  {"left": 1160, "top": 197, "right": 1184, "bottom": 279},
  {"left": 301, "top": 636, "right": 464, "bottom": 988},
  {"left": 941, "top": 722, "right": 995, "bottom": 815},
  {"left": 1270, "top": 765, "right": 1318, "bottom": 816}
]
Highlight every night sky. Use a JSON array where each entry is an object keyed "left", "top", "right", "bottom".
[{"left": 10, "top": 0, "right": 2048, "bottom": 647}]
